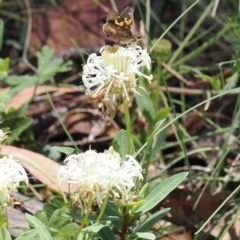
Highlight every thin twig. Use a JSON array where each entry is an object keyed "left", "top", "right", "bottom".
[{"left": 23, "top": 0, "right": 37, "bottom": 72}]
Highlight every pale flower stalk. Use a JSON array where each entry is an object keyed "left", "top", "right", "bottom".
[
  {"left": 82, "top": 44, "right": 153, "bottom": 116},
  {"left": 58, "top": 147, "right": 143, "bottom": 212}
]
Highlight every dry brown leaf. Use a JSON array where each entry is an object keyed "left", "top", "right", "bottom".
[
  {"left": 7, "top": 207, "right": 28, "bottom": 236},
  {"left": 193, "top": 190, "right": 231, "bottom": 221},
  {"left": 30, "top": 0, "right": 133, "bottom": 54},
  {"left": 5, "top": 85, "right": 82, "bottom": 113},
  {"left": 159, "top": 188, "right": 196, "bottom": 227},
  {"left": 1, "top": 145, "right": 69, "bottom": 193}
]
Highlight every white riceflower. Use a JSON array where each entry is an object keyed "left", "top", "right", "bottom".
[
  {"left": 0, "top": 129, "right": 10, "bottom": 143},
  {"left": 58, "top": 147, "right": 143, "bottom": 212},
  {"left": 82, "top": 44, "right": 153, "bottom": 116},
  {"left": 0, "top": 155, "right": 28, "bottom": 206}
]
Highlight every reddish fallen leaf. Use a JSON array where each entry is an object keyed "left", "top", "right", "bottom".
[
  {"left": 30, "top": 0, "right": 133, "bottom": 54},
  {"left": 4, "top": 85, "right": 82, "bottom": 113},
  {"left": 7, "top": 207, "right": 28, "bottom": 236},
  {"left": 193, "top": 190, "right": 231, "bottom": 220},
  {"left": 159, "top": 188, "right": 231, "bottom": 226},
  {"left": 1, "top": 145, "right": 70, "bottom": 193}
]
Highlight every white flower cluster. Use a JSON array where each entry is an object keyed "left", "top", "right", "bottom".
[
  {"left": 0, "top": 155, "right": 28, "bottom": 201},
  {"left": 0, "top": 129, "right": 10, "bottom": 143},
  {"left": 58, "top": 147, "right": 143, "bottom": 206},
  {"left": 82, "top": 44, "right": 152, "bottom": 115}
]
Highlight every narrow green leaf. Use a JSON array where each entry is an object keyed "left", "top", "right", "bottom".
[
  {"left": 3, "top": 117, "right": 32, "bottom": 144},
  {"left": 127, "top": 232, "right": 155, "bottom": 240},
  {"left": 0, "top": 19, "right": 3, "bottom": 51},
  {"left": 59, "top": 223, "right": 78, "bottom": 237},
  {"left": 134, "top": 208, "right": 170, "bottom": 232},
  {"left": 152, "top": 123, "right": 169, "bottom": 157},
  {"left": 135, "top": 88, "right": 155, "bottom": 124},
  {"left": 98, "top": 226, "right": 116, "bottom": 240},
  {"left": 52, "top": 146, "right": 79, "bottom": 155},
  {"left": 148, "top": 119, "right": 166, "bottom": 142},
  {"left": 104, "top": 201, "right": 122, "bottom": 229},
  {"left": 17, "top": 228, "right": 43, "bottom": 239},
  {"left": 60, "top": 213, "right": 120, "bottom": 222},
  {"left": 78, "top": 222, "right": 110, "bottom": 240},
  {"left": 154, "top": 107, "right": 171, "bottom": 122},
  {"left": 0, "top": 58, "right": 10, "bottom": 72},
  {"left": 135, "top": 172, "right": 188, "bottom": 216},
  {"left": 25, "top": 214, "right": 53, "bottom": 239},
  {"left": 224, "top": 72, "right": 238, "bottom": 91},
  {"left": 3, "top": 228, "right": 12, "bottom": 240},
  {"left": 113, "top": 130, "right": 134, "bottom": 160}
]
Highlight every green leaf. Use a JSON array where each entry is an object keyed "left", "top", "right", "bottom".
[
  {"left": 135, "top": 88, "right": 155, "bottom": 124},
  {"left": 37, "top": 45, "right": 55, "bottom": 73},
  {"left": 36, "top": 45, "right": 73, "bottom": 84},
  {"left": 35, "top": 145, "right": 61, "bottom": 161},
  {"left": 224, "top": 72, "right": 238, "bottom": 91},
  {"left": 0, "top": 57, "right": 10, "bottom": 80},
  {"left": 78, "top": 222, "right": 110, "bottom": 240},
  {"left": 104, "top": 201, "right": 122, "bottom": 229},
  {"left": 195, "top": 74, "right": 221, "bottom": 90},
  {"left": 0, "top": 214, "right": 7, "bottom": 227},
  {"left": 131, "top": 133, "right": 142, "bottom": 148},
  {"left": 48, "top": 209, "right": 70, "bottom": 229},
  {"left": 0, "top": 58, "right": 10, "bottom": 72},
  {"left": 3, "top": 117, "right": 32, "bottom": 144},
  {"left": 0, "top": 92, "right": 10, "bottom": 102},
  {"left": 58, "top": 223, "right": 78, "bottom": 237},
  {"left": 148, "top": 119, "right": 166, "bottom": 143},
  {"left": 134, "top": 208, "right": 170, "bottom": 233},
  {"left": 5, "top": 75, "right": 36, "bottom": 86},
  {"left": 0, "top": 19, "right": 3, "bottom": 51},
  {"left": 98, "top": 226, "right": 117, "bottom": 240},
  {"left": 52, "top": 146, "right": 79, "bottom": 155},
  {"left": 0, "top": 72, "right": 7, "bottom": 80},
  {"left": 154, "top": 107, "right": 171, "bottom": 123},
  {"left": 113, "top": 130, "right": 134, "bottom": 160},
  {"left": 25, "top": 214, "right": 53, "bottom": 239},
  {"left": 5, "top": 75, "right": 36, "bottom": 98},
  {"left": 152, "top": 123, "right": 169, "bottom": 157},
  {"left": 35, "top": 211, "right": 49, "bottom": 227},
  {"left": 2, "top": 228, "right": 12, "bottom": 240},
  {"left": 127, "top": 232, "right": 155, "bottom": 240},
  {"left": 135, "top": 172, "right": 188, "bottom": 216},
  {"left": 4, "top": 39, "right": 22, "bottom": 50},
  {"left": 61, "top": 213, "right": 120, "bottom": 222},
  {"left": 17, "top": 228, "right": 42, "bottom": 240}
]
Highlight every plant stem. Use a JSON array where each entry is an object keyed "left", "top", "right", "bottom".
[
  {"left": 123, "top": 98, "right": 131, "bottom": 155},
  {"left": 74, "top": 193, "right": 93, "bottom": 240},
  {"left": 120, "top": 207, "right": 130, "bottom": 240},
  {"left": 96, "top": 195, "right": 109, "bottom": 223}
]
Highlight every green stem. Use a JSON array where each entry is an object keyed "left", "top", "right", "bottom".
[
  {"left": 96, "top": 195, "right": 109, "bottom": 223},
  {"left": 120, "top": 207, "right": 130, "bottom": 240},
  {"left": 123, "top": 99, "right": 131, "bottom": 155},
  {"left": 1, "top": 228, "right": 6, "bottom": 239},
  {"left": 74, "top": 193, "right": 93, "bottom": 240}
]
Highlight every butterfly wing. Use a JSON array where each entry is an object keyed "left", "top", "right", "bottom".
[
  {"left": 103, "top": 7, "right": 142, "bottom": 45},
  {"left": 120, "top": 7, "right": 142, "bottom": 43},
  {"left": 103, "top": 9, "right": 132, "bottom": 44}
]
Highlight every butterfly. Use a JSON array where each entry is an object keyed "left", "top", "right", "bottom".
[{"left": 102, "top": 6, "right": 143, "bottom": 46}]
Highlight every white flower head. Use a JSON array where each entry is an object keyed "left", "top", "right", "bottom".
[
  {"left": 0, "top": 129, "right": 10, "bottom": 143},
  {"left": 0, "top": 155, "right": 28, "bottom": 205},
  {"left": 58, "top": 147, "right": 143, "bottom": 211},
  {"left": 82, "top": 44, "right": 153, "bottom": 117}
]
